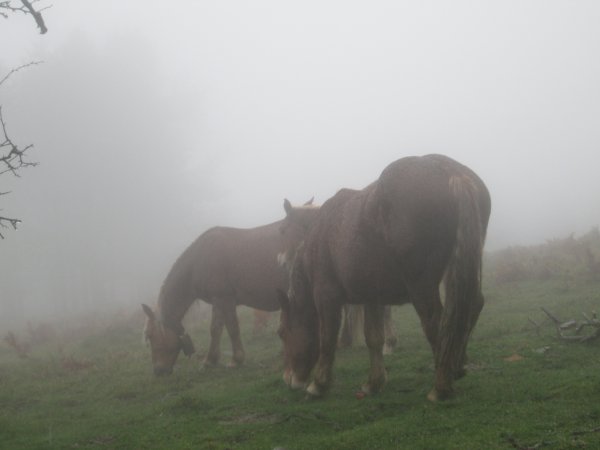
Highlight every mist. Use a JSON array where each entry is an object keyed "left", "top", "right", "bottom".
[{"left": 1, "top": 0, "right": 599, "bottom": 329}]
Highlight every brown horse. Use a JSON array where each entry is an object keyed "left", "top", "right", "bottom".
[
  {"left": 278, "top": 154, "right": 490, "bottom": 400},
  {"left": 142, "top": 208, "right": 311, "bottom": 375},
  {"left": 338, "top": 305, "right": 397, "bottom": 354},
  {"left": 252, "top": 309, "right": 272, "bottom": 333}
]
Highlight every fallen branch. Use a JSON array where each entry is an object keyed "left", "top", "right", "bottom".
[
  {"left": 540, "top": 307, "right": 600, "bottom": 342},
  {"left": 527, "top": 317, "right": 542, "bottom": 336},
  {"left": 505, "top": 434, "right": 551, "bottom": 450},
  {"left": 572, "top": 425, "right": 600, "bottom": 436}
]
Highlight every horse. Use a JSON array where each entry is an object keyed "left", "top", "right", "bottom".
[
  {"left": 252, "top": 309, "right": 272, "bottom": 334},
  {"left": 142, "top": 202, "right": 313, "bottom": 376},
  {"left": 277, "top": 154, "right": 490, "bottom": 401},
  {"left": 338, "top": 305, "right": 397, "bottom": 354}
]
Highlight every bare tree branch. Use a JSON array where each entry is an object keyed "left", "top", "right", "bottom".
[
  {"left": 0, "top": 106, "right": 38, "bottom": 176},
  {"left": 0, "top": 61, "right": 44, "bottom": 87},
  {"left": 19, "top": 0, "right": 47, "bottom": 33},
  {"left": 0, "top": 64, "right": 42, "bottom": 238},
  {"left": 0, "top": 2, "right": 47, "bottom": 238},
  {"left": 0, "top": 0, "right": 49, "bottom": 34},
  {"left": 0, "top": 214, "right": 20, "bottom": 239}
]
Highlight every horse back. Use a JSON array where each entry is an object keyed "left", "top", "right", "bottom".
[
  {"left": 162, "top": 221, "right": 286, "bottom": 311},
  {"left": 300, "top": 154, "right": 489, "bottom": 305}
]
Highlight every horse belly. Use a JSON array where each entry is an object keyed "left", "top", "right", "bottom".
[
  {"left": 339, "top": 252, "right": 410, "bottom": 306},
  {"left": 234, "top": 287, "right": 281, "bottom": 312}
]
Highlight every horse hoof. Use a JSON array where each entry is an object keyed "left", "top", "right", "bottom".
[
  {"left": 426, "top": 389, "right": 439, "bottom": 402},
  {"left": 361, "top": 382, "right": 384, "bottom": 395},
  {"left": 203, "top": 359, "right": 219, "bottom": 368},
  {"left": 306, "top": 382, "right": 325, "bottom": 397},
  {"left": 427, "top": 388, "right": 452, "bottom": 402},
  {"left": 454, "top": 368, "right": 467, "bottom": 380},
  {"left": 290, "top": 379, "right": 307, "bottom": 390}
]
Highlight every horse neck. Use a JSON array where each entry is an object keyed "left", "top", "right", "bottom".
[{"left": 157, "top": 289, "right": 193, "bottom": 334}]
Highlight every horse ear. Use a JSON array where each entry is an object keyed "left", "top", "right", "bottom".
[
  {"left": 303, "top": 197, "right": 314, "bottom": 206},
  {"left": 283, "top": 198, "right": 293, "bottom": 216},
  {"left": 142, "top": 304, "right": 155, "bottom": 321}
]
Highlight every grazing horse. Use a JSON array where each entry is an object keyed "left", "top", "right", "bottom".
[
  {"left": 278, "top": 154, "right": 490, "bottom": 401},
  {"left": 142, "top": 205, "right": 312, "bottom": 376}
]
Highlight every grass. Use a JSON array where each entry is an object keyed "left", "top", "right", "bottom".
[{"left": 2, "top": 277, "right": 600, "bottom": 449}]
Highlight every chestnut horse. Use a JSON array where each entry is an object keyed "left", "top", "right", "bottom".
[
  {"left": 278, "top": 154, "right": 490, "bottom": 401},
  {"left": 142, "top": 208, "right": 310, "bottom": 375},
  {"left": 339, "top": 305, "right": 397, "bottom": 354}
]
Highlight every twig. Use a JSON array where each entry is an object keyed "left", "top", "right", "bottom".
[
  {"left": 528, "top": 317, "right": 541, "bottom": 336},
  {"left": 0, "top": 61, "right": 44, "bottom": 87},
  {"left": 541, "top": 307, "right": 562, "bottom": 325},
  {"left": 505, "top": 435, "right": 550, "bottom": 450},
  {"left": 572, "top": 425, "right": 600, "bottom": 436}
]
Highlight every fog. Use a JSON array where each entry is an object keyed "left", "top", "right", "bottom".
[{"left": 1, "top": 1, "right": 599, "bottom": 329}]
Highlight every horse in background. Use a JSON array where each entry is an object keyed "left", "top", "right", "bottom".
[
  {"left": 278, "top": 154, "right": 490, "bottom": 401},
  {"left": 339, "top": 305, "right": 397, "bottom": 354},
  {"left": 252, "top": 309, "right": 272, "bottom": 334},
  {"left": 142, "top": 201, "right": 313, "bottom": 376}
]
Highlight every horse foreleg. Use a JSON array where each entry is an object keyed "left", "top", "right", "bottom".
[
  {"left": 362, "top": 303, "right": 387, "bottom": 394},
  {"left": 338, "top": 305, "right": 353, "bottom": 348},
  {"left": 222, "top": 302, "right": 245, "bottom": 367},
  {"left": 205, "top": 304, "right": 225, "bottom": 367},
  {"left": 383, "top": 305, "right": 397, "bottom": 355},
  {"left": 306, "top": 300, "right": 342, "bottom": 397}
]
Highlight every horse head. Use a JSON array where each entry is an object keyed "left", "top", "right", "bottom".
[
  {"left": 277, "top": 197, "right": 320, "bottom": 270},
  {"left": 142, "top": 303, "right": 195, "bottom": 376},
  {"left": 277, "top": 282, "right": 319, "bottom": 390}
]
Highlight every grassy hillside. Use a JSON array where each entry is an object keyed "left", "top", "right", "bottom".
[{"left": 2, "top": 271, "right": 600, "bottom": 449}]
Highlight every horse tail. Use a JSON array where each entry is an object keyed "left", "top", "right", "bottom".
[{"left": 437, "top": 175, "right": 487, "bottom": 381}]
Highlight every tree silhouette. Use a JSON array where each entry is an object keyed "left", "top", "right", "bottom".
[{"left": 0, "top": 1, "right": 47, "bottom": 237}]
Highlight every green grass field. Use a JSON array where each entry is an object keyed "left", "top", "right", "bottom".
[{"left": 2, "top": 277, "right": 600, "bottom": 449}]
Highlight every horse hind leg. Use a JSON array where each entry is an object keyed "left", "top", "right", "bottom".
[
  {"left": 338, "top": 304, "right": 364, "bottom": 349},
  {"left": 454, "top": 290, "right": 485, "bottom": 380},
  {"left": 204, "top": 304, "right": 225, "bottom": 367},
  {"left": 338, "top": 305, "right": 353, "bottom": 348},
  {"left": 222, "top": 300, "right": 245, "bottom": 367},
  {"left": 410, "top": 285, "right": 448, "bottom": 401},
  {"left": 383, "top": 305, "right": 397, "bottom": 355},
  {"left": 411, "top": 286, "right": 442, "bottom": 355},
  {"left": 361, "top": 302, "right": 387, "bottom": 394}
]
